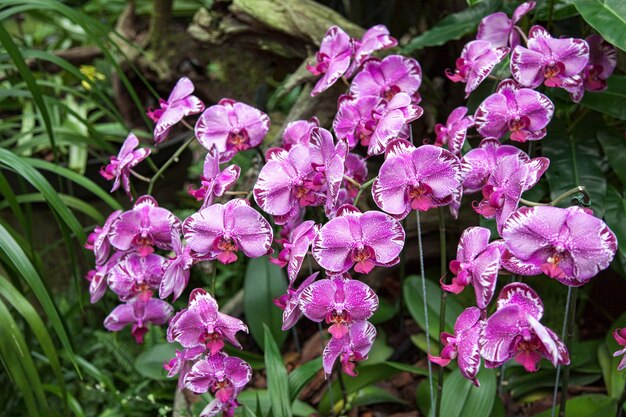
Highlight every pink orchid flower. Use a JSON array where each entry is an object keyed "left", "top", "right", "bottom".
[
  {"left": 511, "top": 26, "right": 589, "bottom": 90},
  {"left": 612, "top": 328, "right": 626, "bottom": 371},
  {"left": 475, "top": 79, "right": 554, "bottom": 142},
  {"left": 434, "top": 106, "right": 474, "bottom": 156},
  {"left": 308, "top": 26, "right": 354, "bottom": 96},
  {"left": 312, "top": 205, "right": 405, "bottom": 274},
  {"left": 322, "top": 320, "right": 376, "bottom": 377},
  {"left": 270, "top": 220, "right": 320, "bottom": 284},
  {"left": 107, "top": 252, "right": 167, "bottom": 301},
  {"left": 477, "top": 2, "right": 536, "bottom": 49},
  {"left": 167, "top": 288, "right": 248, "bottom": 355},
  {"left": 429, "top": 307, "right": 484, "bottom": 386},
  {"left": 350, "top": 55, "right": 422, "bottom": 102},
  {"left": 85, "top": 251, "right": 124, "bottom": 304},
  {"left": 446, "top": 40, "right": 509, "bottom": 97},
  {"left": 281, "top": 117, "right": 320, "bottom": 150},
  {"left": 104, "top": 293, "right": 173, "bottom": 344},
  {"left": 183, "top": 199, "right": 273, "bottom": 264},
  {"left": 367, "top": 92, "right": 423, "bottom": 156},
  {"left": 565, "top": 34, "right": 617, "bottom": 102},
  {"left": 109, "top": 195, "right": 180, "bottom": 257},
  {"left": 163, "top": 346, "right": 204, "bottom": 390},
  {"left": 500, "top": 206, "right": 617, "bottom": 286},
  {"left": 372, "top": 140, "right": 461, "bottom": 219},
  {"left": 146, "top": 77, "right": 205, "bottom": 144},
  {"left": 159, "top": 230, "right": 194, "bottom": 301},
  {"left": 100, "top": 133, "right": 151, "bottom": 200},
  {"left": 480, "top": 283, "right": 569, "bottom": 372},
  {"left": 195, "top": 98, "right": 270, "bottom": 163},
  {"left": 274, "top": 272, "right": 319, "bottom": 331},
  {"left": 188, "top": 145, "right": 241, "bottom": 209},
  {"left": 184, "top": 352, "right": 251, "bottom": 401},
  {"left": 85, "top": 209, "right": 121, "bottom": 266},
  {"left": 333, "top": 94, "right": 381, "bottom": 148},
  {"left": 299, "top": 274, "right": 378, "bottom": 339},
  {"left": 349, "top": 24, "right": 398, "bottom": 74}
]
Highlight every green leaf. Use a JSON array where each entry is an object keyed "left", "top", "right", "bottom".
[
  {"left": 402, "top": 0, "right": 501, "bottom": 52},
  {"left": 0, "top": 222, "right": 78, "bottom": 373},
  {"left": 350, "top": 385, "right": 407, "bottom": 407},
  {"left": 572, "top": 0, "right": 626, "bottom": 52},
  {"left": 542, "top": 119, "right": 606, "bottom": 216},
  {"left": 403, "top": 275, "right": 464, "bottom": 339},
  {"left": 134, "top": 343, "right": 178, "bottom": 380},
  {"left": 439, "top": 368, "right": 496, "bottom": 417},
  {"left": 597, "top": 129, "right": 626, "bottom": 185},
  {"left": 370, "top": 298, "right": 399, "bottom": 324},
  {"left": 243, "top": 257, "right": 287, "bottom": 350},
  {"left": 263, "top": 325, "right": 292, "bottom": 417},
  {"left": 288, "top": 358, "right": 322, "bottom": 402},
  {"left": 531, "top": 394, "right": 617, "bottom": 417},
  {"left": 0, "top": 193, "right": 105, "bottom": 223},
  {"left": 236, "top": 389, "right": 315, "bottom": 417}
]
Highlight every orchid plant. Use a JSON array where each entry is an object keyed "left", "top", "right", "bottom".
[{"left": 83, "top": 3, "right": 623, "bottom": 416}]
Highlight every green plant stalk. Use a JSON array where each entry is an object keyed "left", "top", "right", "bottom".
[
  {"left": 520, "top": 186, "right": 591, "bottom": 207},
  {"left": 211, "top": 262, "right": 217, "bottom": 298},
  {"left": 435, "top": 207, "right": 447, "bottom": 417},
  {"left": 354, "top": 177, "right": 376, "bottom": 206},
  {"left": 416, "top": 210, "right": 435, "bottom": 410},
  {"left": 336, "top": 368, "right": 349, "bottom": 414},
  {"left": 558, "top": 286, "right": 578, "bottom": 417},
  {"left": 147, "top": 136, "right": 195, "bottom": 195}
]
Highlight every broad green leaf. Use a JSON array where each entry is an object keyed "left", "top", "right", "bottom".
[
  {"left": 370, "top": 298, "right": 398, "bottom": 324},
  {"left": 288, "top": 358, "right": 322, "bottom": 402},
  {"left": 568, "top": 76, "right": 626, "bottom": 120},
  {"left": 572, "top": 0, "right": 626, "bottom": 52},
  {"left": 542, "top": 119, "right": 606, "bottom": 216},
  {"left": 243, "top": 257, "right": 287, "bottom": 350},
  {"left": 604, "top": 186, "right": 626, "bottom": 259},
  {"left": 236, "top": 389, "right": 315, "bottom": 417},
  {"left": 134, "top": 343, "right": 178, "bottom": 380},
  {"left": 263, "top": 325, "right": 292, "bottom": 417},
  {"left": 403, "top": 275, "right": 464, "bottom": 340},
  {"left": 43, "top": 384, "right": 85, "bottom": 417},
  {"left": 597, "top": 130, "right": 626, "bottom": 185},
  {"left": 403, "top": 0, "right": 501, "bottom": 52},
  {"left": 532, "top": 394, "right": 617, "bottom": 417},
  {"left": 350, "top": 385, "right": 407, "bottom": 408},
  {"left": 440, "top": 368, "right": 496, "bottom": 417},
  {"left": 0, "top": 193, "right": 104, "bottom": 223}
]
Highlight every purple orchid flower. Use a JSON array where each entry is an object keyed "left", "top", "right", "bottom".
[
  {"left": 446, "top": 40, "right": 509, "bottom": 97},
  {"left": 350, "top": 55, "right": 422, "bottom": 102},
  {"left": 307, "top": 26, "right": 353, "bottom": 96},
  {"left": 299, "top": 274, "right": 379, "bottom": 339},
  {"left": 253, "top": 145, "right": 323, "bottom": 225},
  {"left": 349, "top": 25, "right": 397, "bottom": 74},
  {"left": 333, "top": 94, "right": 381, "bottom": 148},
  {"left": 500, "top": 206, "right": 617, "bottom": 286},
  {"left": 100, "top": 133, "right": 151, "bottom": 199},
  {"left": 309, "top": 127, "right": 349, "bottom": 216},
  {"left": 167, "top": 288, "right": 248, "bottom": 355},
  {"left": 367, "top": 92, "right": 423, "bottom": 156},
  {"left": 270, "top": 220, "right": 320, "bottom": 284},
  {"left": 511, "top": 26, "right": 589, "bottom": 90},
  {"left": 85, "top": 209, "right": 121, "bottom": 266},
  {"left": 338, "top": 152, "right": 368, "bottom": 206},
  {"left": 322, "top": 320, "right": 376, "bottom": 377},
  {"left": 109, "top": 195, "right": 180, "bottom": 257},
  {"left": 372, "top": 140, "right": 461, "bottom": 219},
  {"left": 188, "top": 145, "right": 241, "bottom": 209},
  {"left": 85, "top": 251, "right": 124, "bottom": 304},
  {"left": 195, "top": 98, "right": 270, "bottom": 163},
  {"left": 480, "top": 282, "right": 569, "bottom": 372},
  {"left": 199, "top": 398, "right": 240, "bottom": 417},
  {"left": 475, "top": 79, "right": 554, "bottom": 142},
  {"left": 183, "top": 199, "right": 273, "bottom": 264},
  {"left": 104, "top": 293, "right": 173, "bottom": 344},
  {"left": 434, "top": 106, "right": 474, "bottom": 156},
  {"left": 146, "top": 77, "right": 205, "bottom": 144},
  {"left": 473, "top": 153, "right": 549, "bottom": 232},
  {"left": 440, "top": 227, "right": 502, "bottom": 309},
  {"left": 612, "top": 328, "right": 626, "bottom": 371},
  {"left": 160, "top": 230, "right": 193, "bottom": 301},
  {"left": 460, "top": 138, "right": 524, "bottom": 194},
  {"left": 107, "top": 252, "right": 167, "bottom": 301},
  {"left": 429, "top": 307, "right": 484, "bottom": 386},
  {"left": 312, "top": 204, "right": 405, "bottom": 274},
  {"left": 477, "top": 2, "right": 536, "bottom": 49},
  {"left": 184, "top": 352, "right": 252, "bottom": 401},
  {"left": 163, "top": 345, "right": 204, "bottom": 389},
  {"left": 282, "top": 117, "right": 320, "bottom": 150},
  {"left": 565, "top": 34, "right": 617, "bottom": 102},
  {"left": 274, "top": 272, "right": 319, "bottom": 331}
]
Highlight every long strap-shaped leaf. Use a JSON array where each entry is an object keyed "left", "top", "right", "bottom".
[
  {"left": 263, "top": 325, "right": 293, "bottom": 417},
  {"left": 0, "top": 223, "right": 79, "bottom": 373}
]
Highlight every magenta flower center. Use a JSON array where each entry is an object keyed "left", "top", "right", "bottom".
[
  {"left": 212, "top": 378, "right": 235, "bottom": 402},
  {"left": 214, "top": 236, "right": 239, "bottom": 264},
  {"left": 383, "top": 85, "right": 401, "bottom": 101},
  {"left": 508, "top": 116, "right": 530, "bottom": 132},
  {"left": 408, "top": 183, "right": 433, "bottom": 211},
  {"left": 542, "top": 62, "right": 564, "bottom": 80},
  {"left": 146, "top": 98, "right": 168, "bottom": 122},
  {"left": 228, "top": 130, "right": 250, "bottom": 151},
  {"left": 201, "top": 331, "right": 225, "bottom": 355},
  {"left": 351, "top": 245, "right": 376, "bottom": 274}
]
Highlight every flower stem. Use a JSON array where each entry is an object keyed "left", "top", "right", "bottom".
[
  {"left": 520, "top": 186, "right": 591, "bottom": 208},
  {"left": 337, "top": 368, "right": 349, "bottom": 413},
  {"left": 181, "top": 119, "right": 195, "bottom": 131},
  {"left": 342, "top": 175, "right": 361, "bottom": 189},
  {"left": 558, "top": 286, "right": 578, "bottom": 417},
  {"left": 416, "top": 210, "right": 435, "bottom": 411},
  {"left": 211, "top": 262, "right": 217, "bottom": 298},
  {"left": 224, "top": 190, "right": 249, "bottom": 196},
  {"left": 147, "top": 136, "right": 195, "bottom": 195},
  {"left": 435, "top": 207, "right": 447, "bottom": 417},
  {"left": 354, "top": 177, "right": 376, "bottom": 206},
  {"left": 130, "top": 169, "right": 151, "bottom": 183},
  {"left": 550, "top": 286, "right": 576, "bottom": 417}
]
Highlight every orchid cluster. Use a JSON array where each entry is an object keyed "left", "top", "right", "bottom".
[{"left": 85, "top": 6, "right": 622, "bottom": 416}]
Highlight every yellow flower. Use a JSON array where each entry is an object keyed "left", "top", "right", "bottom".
[{"left": 79, "top": 65, "right": 105, "bottom": 90}]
